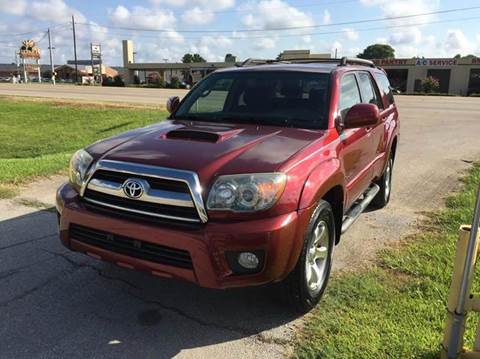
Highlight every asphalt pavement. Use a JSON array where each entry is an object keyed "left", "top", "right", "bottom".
[{"left": 0, "top": 83, "right": 187, "bottom": 106}]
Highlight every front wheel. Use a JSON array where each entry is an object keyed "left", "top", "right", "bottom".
[
  {"left": 283, "top": 200, "right": 335, "bottom": 313},
  {"left": 372, "top": 155, "right": 393, "bottom": 208}
]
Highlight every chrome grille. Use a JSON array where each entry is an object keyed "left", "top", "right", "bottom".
[{"left": 81, "top": 160, "right": 208, "bottom": 223}]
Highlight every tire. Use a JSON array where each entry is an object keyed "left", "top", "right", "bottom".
[
  {"left": 283, "top": 200, "right": 335, "bottom": 313},
  {"left": 372, "top": 154, "right": 393, "bottom": 209}
]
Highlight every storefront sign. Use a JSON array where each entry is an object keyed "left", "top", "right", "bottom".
[
  {"left": 19, "top": 40, "right": 40, "bottom": 60},
  {"left": 374, "top": 59, "right": 409, "bottom": 66},
  {"left": 415, "top": 58, "right": 457, "bottom": 66}
]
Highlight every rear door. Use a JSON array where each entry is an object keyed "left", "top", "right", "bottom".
[
  {"left": 338, "top": 72, "right": 373, "bottom": 207},
  {"left": 373, "top": 71, "right": 398, "bottom": 178},
  {"left": 356, "top": 71, "right": 386, "bottom": 178}
]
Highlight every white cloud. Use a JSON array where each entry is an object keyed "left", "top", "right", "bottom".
[
  {"left": 302, "top": 35, "right": 312, "bottom": 44},
  {"left": 109, "top": 5, "right": 176, "bottom": 30},
  {"left": 202, "top": 35, "right": 232, "bottom": 48},
  {"left": 254, "top": 38, "right": 276, "bottom": 50},
  {"left": 241, "top": 0, "right": 314, "bottom": 31},
  {"left": 445, "top": 29, "right": 474, "bottom": 55},
  {"left": 0, "top": 0, "right": 26, "bottom": 15},
  {"left": 389, "top": 27, "right": 421, "bottom": 45},
  {"left": 322, "top": 9, "right": 331, "bottom": 25},
  {"left": 343, "top": 28, "right": 359, "bottom": 41},
  {"left": 360, "top": 0, "right": 440, "bottom": 23},
  {"left": 165, "top": 30, "right": 185, "bottom": 44},
  {"left": 150, "top": 0, "right": 234, "bottom": 9},
  {"left": 30, "top": 0, "right": 86, "bottom": 23},
  {"left": 182, "top": 7, "right": 214, "bottom": 25}
]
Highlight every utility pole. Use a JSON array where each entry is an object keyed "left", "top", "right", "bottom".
[
  {"left": 47, "top": 28, "right": 55, "bottom": 85},
  {"left": 72, "top": 15, "right": 78, "bottom": 83}
]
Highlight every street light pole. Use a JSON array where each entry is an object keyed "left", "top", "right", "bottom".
[
  {"left": 72, "top": 15, "right": 78, "bottom": 84},
  {"left": 47, "top": 28, "right": 55, "bottom": 85}
]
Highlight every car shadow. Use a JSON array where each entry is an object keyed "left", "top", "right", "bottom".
[{"left": 0, "top": 209, "right": 299, "bottom": 358}]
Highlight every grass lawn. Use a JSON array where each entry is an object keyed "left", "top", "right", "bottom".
[
  {"left": 294, "top": 163, "right": 480, "bottom": 358},
  {"left": 0, "top": 98, "right": 167, "bottom": 190}
]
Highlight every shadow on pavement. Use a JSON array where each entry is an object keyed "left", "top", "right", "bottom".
[{"left": 0, "top": 209, "right": 298, "bottom": 358}]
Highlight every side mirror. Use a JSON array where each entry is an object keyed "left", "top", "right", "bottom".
[
  {"left": 343, "top": 103, "right": 380, "bottom": 129},
  {"left": 166, "top": 96, "right": 180, "bottom": 114}
]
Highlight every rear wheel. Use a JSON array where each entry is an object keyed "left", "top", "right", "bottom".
[
  {"left": 284, "top": 200, "right": 335, "bottom": 313},
  {"left": 372, "top": 155, "right": 393, "bottom": 208}
]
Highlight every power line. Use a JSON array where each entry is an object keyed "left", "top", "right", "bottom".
[
  {"left": 76, "top": 5, "right": 480, "bottom": 34},
  {"left": 74, "top": 15, "right": 480, "bottom": 42},
  {"left": 0, "top": 23, "right": 69, "bottom": 38}
]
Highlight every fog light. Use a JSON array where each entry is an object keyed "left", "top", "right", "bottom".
[{"left": 238, "top": 252, "right": 259, "bottom": 269}]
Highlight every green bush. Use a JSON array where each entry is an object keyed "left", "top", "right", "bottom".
[
  {"left": 421, "top": 76, "right": 440, "bottom": 93},
  {"left": 167, "top": 76, "right": 181, "bottom": 89}
]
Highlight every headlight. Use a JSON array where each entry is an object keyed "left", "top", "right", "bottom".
[
  {"left": 69, "top": 149, "right": 94, "bottom": 191},
  {"left": 207, "top": 173, "right": 286, "bottom": 212}
]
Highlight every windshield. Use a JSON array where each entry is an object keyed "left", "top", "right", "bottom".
[{"left": 174, "top": 71, "right": 330, "bottom": 129}]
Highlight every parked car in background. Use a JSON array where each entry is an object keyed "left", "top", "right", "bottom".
[{"left": 57, "top": 57, "right": 399, "bottom": 312}]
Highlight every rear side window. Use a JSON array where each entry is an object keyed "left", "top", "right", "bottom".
[
  {"left": 357, "top": 72, "right": 383, "bottom": 108},
  {"left": 374, "top": 72, "right": 395, "bottom": 105},
  {"left": 338, "top": 73, "right": 361, "bottom": 119}
]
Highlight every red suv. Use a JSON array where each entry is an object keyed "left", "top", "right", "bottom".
[{"left": 56, "top": 57, "right": 399, "bottom": 312}]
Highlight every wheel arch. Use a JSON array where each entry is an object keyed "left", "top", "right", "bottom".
[
  {"left": 298, "top": 158, "right": 345, "bottom": 244},
  {"left": 390, "top": 136, "right": 398, "bottom": 162}
]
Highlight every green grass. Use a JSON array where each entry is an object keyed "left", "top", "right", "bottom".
[
  {"left": 0, "top": 99, "right": 167, "bottom": 184},
  {"left": 294, "top": 163, "right": 480, "bottom": 359}
]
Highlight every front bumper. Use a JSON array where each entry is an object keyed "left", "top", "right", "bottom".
[{"left": 56, "top": 183, "right": 312, "bottom": 289}]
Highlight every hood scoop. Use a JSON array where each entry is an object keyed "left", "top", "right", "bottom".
[{"left": 164, "top": 127, "right": 244, "bottom": 143}]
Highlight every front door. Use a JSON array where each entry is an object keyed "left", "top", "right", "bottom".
[{"left": 338, "top": 73, "right": 373, "bottom": 209}]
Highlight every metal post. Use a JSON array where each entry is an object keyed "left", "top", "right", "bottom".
[
  {"left": 447, "top": 182, "right": 480, "bottom": 358},
  {"left": 72, "top": 15, "right": 78, "bottom": 84},
  {"left": 48, "top": 28, "right": 55, "bottom": 85},
  {"left": 37, "top": 59, "right": 41, "bottom": 83},
  {"left": 90, "top": 42, "right": 94, "bottom": 85},
  {"left": 22, "top": 58, "right": 27, "bottom": 83}
]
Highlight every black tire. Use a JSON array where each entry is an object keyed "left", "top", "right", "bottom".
[
  {"left": 283, "top": 200, "right": 335, "bottom": 313},
  {"left": 372, "top": 154, "right": 393, "bottom": 209}
]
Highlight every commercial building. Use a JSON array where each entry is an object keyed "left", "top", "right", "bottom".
[
  {"left": 121, "top": 40, "right": 330, "bottom": 85},
  {"left": 55, "top": 63, "right": 118, "bottom": 82},
  {"left": 374, "top": 57, "right": 480, "bottom": 95}
]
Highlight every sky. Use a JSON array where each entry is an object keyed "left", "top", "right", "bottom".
[{"left": 0, "top": 0, "right": 479, "bottom": 66}]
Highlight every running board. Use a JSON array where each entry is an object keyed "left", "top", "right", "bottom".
[{"left": 341, "top": 184, "right": 380, "bottom": 234}]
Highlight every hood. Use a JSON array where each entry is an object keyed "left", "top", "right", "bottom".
[{"left": 87, "top": 120, "right": 326, "bottom": 183}]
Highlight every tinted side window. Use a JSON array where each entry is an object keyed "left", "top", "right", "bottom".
[
  {"left": 357, "top": 72, "right": 382, "bottom": 108},
  {"left": 339, "top": 73, "right": 361, "bottom": 119},
  {"left": 374, "top": 72, "right": 395, "bottom": 105}
]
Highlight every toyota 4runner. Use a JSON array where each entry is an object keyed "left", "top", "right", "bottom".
[{"left": 56, "top": 57, "right": 399, "bottom": 312}]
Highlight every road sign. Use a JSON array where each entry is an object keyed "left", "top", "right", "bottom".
[{"left": 91, "top": 44, "right": 101, "bottom": 60}]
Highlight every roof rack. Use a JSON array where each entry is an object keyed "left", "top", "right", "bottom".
[
  {"left": 236, "top": 58, "right": 289, "bottom": 67},
  {"left": 339, "top": 57, "right": 376, "bottom": 68},
  {"left": 236, "top": 56, "right": 376, "bottom": 68}
]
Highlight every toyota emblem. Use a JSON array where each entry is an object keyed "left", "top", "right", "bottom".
[{"left": 123, "top": 179, "right": 145, "bottom": 199}]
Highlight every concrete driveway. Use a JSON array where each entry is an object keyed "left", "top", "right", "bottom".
[{"left": 1, "top": 96, "right": 480, "bottom": 358}]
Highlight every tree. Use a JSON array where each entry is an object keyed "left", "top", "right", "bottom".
[
  {"left": 357, "top": 44, "right": 395, "bottom": 59},
  {"left": 182, "top": 53, "right": 206, "bottom": 63},
  {"left": 225, "top": 53, "right": 236, "bottom": 62},
  {"left": 455, "top": 54, "right": 476, "bottom": 59}
]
